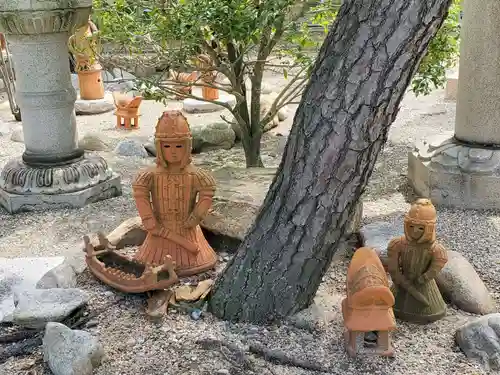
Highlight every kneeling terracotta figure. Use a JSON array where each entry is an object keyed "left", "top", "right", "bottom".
[
  {"left": 132, "top": 110, "right": 218, "bottom": 276},
  {"left": 387, "top": 198, "right": 448, "bottom": 324}
]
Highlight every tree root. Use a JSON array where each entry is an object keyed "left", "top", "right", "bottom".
[
  {"left": 248, "top": 342, "right": 330, "bottom": 373},
  {"left": 196, "top": 338, "right": 330, "bottom": 373},
  {"left": 196, "top": 338, "right": 255, "bottom": 371}
]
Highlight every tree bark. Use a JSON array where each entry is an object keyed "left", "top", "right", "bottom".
[{"left": 208, "top": 0, "right": 452, "bottom": 323}]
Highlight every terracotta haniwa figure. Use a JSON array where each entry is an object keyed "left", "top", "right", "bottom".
[
  {"left": 112, "top": 92, "right": 143, "bottom": 130},
  {"left": 132, "top": 110, "right": 218, "bottom": 276},
  {"left": 387, "top": 198, "right": 448, "bottom": 324},
  {"left": 342, "top": 247, "right": 396, "bottom": 357},
  {"left": 197, "top": 54, "right": 219, "bottom": 101}
]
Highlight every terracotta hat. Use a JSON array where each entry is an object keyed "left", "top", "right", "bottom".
[
  {"left": 405, "top": 198, "right": 437, "bottom": 225},
  {"left": 155, "top": 110, "right": 192, "bottom": 142}
]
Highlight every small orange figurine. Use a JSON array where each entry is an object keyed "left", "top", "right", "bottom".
[
  {"left": 342, "top": 247, "right": 396, "bottom": 358},
  {"left": 132, "top": 110, "right": 218, "bottom": 276},
  {"left": 170, "top": 70, "right": 198, "bottom": 100},
  {"left": 112, "top": 92, "right": 143, "bottom": 130},
  {"left": 197, "top": 54, "right": 219, "bottom": 101}
]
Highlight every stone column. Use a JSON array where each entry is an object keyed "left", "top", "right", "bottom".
[
  {"left": 0, "top": 0, "right": 121, "bottom": 213},
  {"left": 408, "top": 0, "right": 500, "bottom": 210}
]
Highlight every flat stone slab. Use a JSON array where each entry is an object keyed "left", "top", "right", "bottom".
[
  {"left": 75, "top": 93, "right": 115, "bottom": 115},
  {"left": 0, "top": 256, "right": 64, "bottom": 323},
  {"left": 183, "top": 95, "right": 236, "bottom": 114},
  {"left": 359, "top": 221, "right": 403, "bottom": 267},
  {"left": 13, "top": 288, "right": 89, "bottom": 329},
  {"left": 0, "top": 174, "right": 122, "bottom": 213}
]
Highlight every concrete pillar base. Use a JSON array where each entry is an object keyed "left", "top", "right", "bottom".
[
  {"left": 0, "top": 154, "right": 122, "bottom": 213},
  {"left": 408, "top": 132, "right": 500, "bottom": 210},
  {"left": 0, "top": 173, "right": 122, "bottom": 214}
]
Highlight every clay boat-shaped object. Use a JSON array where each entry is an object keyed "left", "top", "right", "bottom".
[{"left": 83, "top": 233, "right": 179, "bottom": 293}]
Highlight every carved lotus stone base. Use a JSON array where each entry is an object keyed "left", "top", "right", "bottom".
[
  {"left": 0, "top": 154, "right": 122, "bottom": 213},
  {"left": 408, "top": 132, "right": 500, "bottom": 209}
]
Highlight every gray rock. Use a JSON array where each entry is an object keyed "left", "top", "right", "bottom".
[
  {"left": 13, "top": 288, "right": 89, "bottom": 329},
  {"left": 10, "top": 125, "right": 24, "bottom": 143},
  {"left": 456, "top": 314, "right": 500, "bottom": 371},
  {"left": 359, "top": 221, "right": 403, "bottom": 267},
  {"left": 0, "top": 257, "right": 64, "bottom": 323},
  {"left": 436, "top": 251, "right": 496, "bottom": 315},
  {"left": 191, "top": 122, "right": 236, "bottom": 152},
  {"left": 79, "top": 132, "right": 111, "bottom": 151},
  {"left": 287, "top": 290, "right": 342, "bottom": 332},
  {"left": 36, "top": 262, "right": 77, "bottom": 289},
  {"left": 114, "top": 139, "right": 148, "bottom": 158},
  {"left": 43, "top": 322, "right": 105, "bottom": 375},
  {"left": 277, "top": 106, "right": 289, "bottom": 122}
]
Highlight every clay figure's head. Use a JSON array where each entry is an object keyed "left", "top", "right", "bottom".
[
  {"left": 404, "top": 198, "right": 437, "bottom": 244},
  {"left": 155, "top": 110, "right": 192, "bottom": 169}
]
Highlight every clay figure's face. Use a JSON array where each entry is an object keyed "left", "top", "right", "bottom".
[
  {"left": 160, "top": 140, "right": 186, "bottom": 164},
  {"left": 408, "top": 223, "right": 425, "bottom": 241}
]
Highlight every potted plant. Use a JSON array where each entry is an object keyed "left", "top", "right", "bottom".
[{"left": 68, "top": 17, "right": 105, "bottom": 100}]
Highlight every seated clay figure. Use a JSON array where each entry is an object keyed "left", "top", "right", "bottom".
[
  {"left": 132, "top": 110, "right": 218, "bottom": 276},
  {"left": 342, "top": 247, "right": 396, "bottom": 357},
  {"left": 387, "top": 198, "right": 448, "bottom": 324}
]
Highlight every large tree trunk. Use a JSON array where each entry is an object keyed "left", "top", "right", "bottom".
[{"left": 208, "top": 0, "right": 453, "bottom": 323}]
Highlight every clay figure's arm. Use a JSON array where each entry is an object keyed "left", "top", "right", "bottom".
[
  {"left": 417, "top": 242, "right": 448, "bottom": 284},
  {"left": 132, "top": 171, "right": 157, "bottom": 232},
  {"left": 184, "top": 169, "right": 216, "bottom": 229},
  {"left": 387, "top": 237, "right": 410, "bottom": 286}
]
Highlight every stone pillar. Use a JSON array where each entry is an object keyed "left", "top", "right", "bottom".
[
  {"left": 0, "top": 0, "right": 122, "bottom": 213},
  {"left": 408, "top": 0, "right": 500, "bottom": 210}
]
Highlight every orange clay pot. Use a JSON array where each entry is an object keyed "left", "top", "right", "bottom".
[
  {"left": 202, "top": 86, "right": 219, "bottom": 101},
  {"left": 78, "top": 69, "right": 105, "bottom": 100}
]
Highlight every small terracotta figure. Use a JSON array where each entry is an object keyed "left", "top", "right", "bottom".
[
  {"left": 170, "top": 70, "right": 198, "bottom": 100},
  {"left": 342, "top": 247, "right": 396, "bottom": 357},
  {"left": 132, "top": 110, "right": 218, "bottom": 276},
  {"left": 387, "top": 198, "right": 448, "bottom": 324},
  {"left": 112, "top": 92, "right": 143, "bottom": 130},
  {"left": 196, "top": 54, "right": 219, "bottom": 101}
]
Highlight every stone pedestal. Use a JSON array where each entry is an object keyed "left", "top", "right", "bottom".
[
  {"left": 408, "top": 0, "right": 500, "bottom": 210},
  {"left": 0, "top": 0, "right": 122, "bottom": 213}
]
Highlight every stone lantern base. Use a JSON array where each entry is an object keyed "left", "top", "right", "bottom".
[
  {"left": 0, "top": 154, "right": 122, "bottom": 213},
  {"left": 408, "top": 132, "right": 500, "bottom": 210}
]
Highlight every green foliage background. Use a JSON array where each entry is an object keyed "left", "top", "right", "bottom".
[{"left": 92, "top": 0, "right": 461, "bottom": 96}]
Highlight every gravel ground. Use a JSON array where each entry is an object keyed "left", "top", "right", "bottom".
[{"left": 0, "top": 86, "right": 498, "bottom": 375}]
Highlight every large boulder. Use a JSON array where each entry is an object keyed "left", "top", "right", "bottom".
[
  {"left": 13, "top": 288, "right": 89, "bottom": 329},
  {"left": 0, "top": 257, "right": 64, "bottom": 323},
  {"left": 43, "top": 322, "right": 105, "bottom": 375},
  {"left": 436, "top": 251, "right": 496, "bottom": 315},
  {"left": 456, "top": 314, "right": 500, "bottom": 371},
  {"left": 191, "top": 122, "right": 236, "bottom": 152},
  {"left": 201, "top": 167, "right": 363, "bottom": 241}
]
